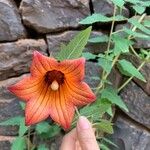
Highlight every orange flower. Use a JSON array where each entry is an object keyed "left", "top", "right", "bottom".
[{"left": 8, "top": 51, "right": 96, "bottom": 129}]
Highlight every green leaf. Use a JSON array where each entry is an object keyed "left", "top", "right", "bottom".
[
  {"left": 38, "top": 144, "right": 48, "bottom": 150},
  {"left": 123, "top": 27, "right": 149, "bottom": 39},
  {"left": 101, "top": 87, "right": 128, "bottom": 112},
  {"left": 11, "top": 137, "right": 26, "bottom": 150},
  {"left": 88, "top": 35, "right": 109, "bottom": 43},
  {"left": 57, "top": 26, "right": 92, "bottom": 61},
  {"left": 80, "top": 99, "right": 111, "bottom": 121},
  {"left": 98, "top": 57, "right": 112, "bottom": 74},
  {"left": 36, "top": 122, "right": 51, "bottom": 134},
  {"left": 118, "top": 59, "right": 146, "bottom": 82},
  {"left": 106, "top": 107, "right": 113, "bottom": 117},
  {"left": 112, "top": 35, "right": 133, "bottom": 55},
  {"left": 102, "top": 138, "right": 118, "bottom": 148},
  {"left": 20, "top": 102, "right": 25, "bottom": 110},
  {"left": 79, "top": 14, "right": 125, "bottom": 24},
  {"left": 19, "top": 118, "right": 28, "bottom": 136},
  {"left": 95, "top": 120, "right": 113, "bottom": 134},
  {"left": 100, "top": 144, "right": 110, "bottom": 150},
  {"left": 0, "top": 116, "right": 22, "bottom": 126},
  {"left": 82, "top": 52, "right": 97, "bottom": 60},
  {"left": 128, "top": 18, "right": 150, "bottom": 35},
  {"left": 111, "top": 0, "right": 125, "bottom": 7},
  {"left": 143, "top": 20, "right": 150, "bottom": 27},
  {"left": 132, "top": 5, "right": 146, "bottom": 14}
]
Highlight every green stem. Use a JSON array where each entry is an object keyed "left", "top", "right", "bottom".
[
  {"left": 27, "top": 127, "right": 30, "bottom": 150},
  {"left": 75, "top": 106, "right": 80, "bottom": 117}
]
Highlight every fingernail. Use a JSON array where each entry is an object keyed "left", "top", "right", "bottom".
[{"left": 78, "top": 116, "right": 90, "bottom": 130}]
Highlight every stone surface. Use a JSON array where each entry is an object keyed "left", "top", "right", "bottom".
[
  {"left": 0, "top": 39, "right": 47, "bottom": 81},
  {"left": 85, "top": 62, "right": 122, "bottom": 90},
  {"left": 0, "top": 140, "right": 11, "bottom": 150},
  {"left": 109, "top": 116, "right": 150, "bottom": 150},
  {"left": 46, "top": 30, "right": 108, "bottom": 55},
  {"left": 120, "top": 81, "right": 150, "bottom": 129},
  {"left": 19, "top": 0, "right": 90, "bottom": 33},
  {"left": 92, "top": 0, "right": 129, "bottom": 17},
  {"left": 0, "top": 0, "right": 26, "bottom": 42}
]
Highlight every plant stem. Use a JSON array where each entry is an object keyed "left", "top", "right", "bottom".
[
  {"left": 75, "top": 106, "right": 80, "bottom": 117},
  {"left": 27, "top": 127, "right": 30, "bottom": 150}
]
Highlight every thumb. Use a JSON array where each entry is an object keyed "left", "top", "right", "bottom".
[{"left": 77, "top": 116, "right": 99, "bottom": 150}]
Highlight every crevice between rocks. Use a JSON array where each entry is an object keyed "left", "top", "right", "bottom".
[{"left": 114, "top": 108, "right": 150, "bottom": 132}]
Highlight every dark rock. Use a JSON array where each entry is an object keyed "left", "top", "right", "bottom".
[
  {"left": 109, "top": 116, "right": 150, "bottom": 150},
  {"left": 120, "top": 82, "right": 150, "bottom": 129},
  {"left": 0, "top": 39, "right": 47, "bottom": 81},
  {"left": 0, "top": 0, "right": 26, "bottom": 42},
  {"left": 92, "top": 0, "right": 129, "bottom": 17},
  {"left": 124, "top": 54, "right": 150, "bottom": 96},
  {"left": 19, "top": 0, "right": 90, "bottom": 33},
  {"left": 0, "top": 100, "right": 22, "bottom": 136},
  {"left": 85, "top": 62, "right": 122, "bottom": 90},
  {"left": 46, "top": 30, "right": 107, "bottom": 55},
  {"left": 0, "top": 140, "right": 11, "bottom": 150}
]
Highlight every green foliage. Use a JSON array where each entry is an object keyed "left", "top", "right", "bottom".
[
  {"left": 19, "top": 118, "right": 28, "bottom": 136},
  {"left": 88, "top": 35, "right": 109, "bottom": 43},
  {"left": 82, "top": 52, "right": 97, "bottom": 60},
  {"left": 11, "top": 137, "right": 26, "bottom": 150},
  {"left": 111, "top": 0, "right": 125, "bottom": 8},
  {"left": 57, "top": 26, "right": 92, "bottom": 61},
  {"left": 79, "top": 14, "right": 126, "bottom": 24},
  {"left": 94, "top": 120, "right": 114, "bottom": 134},
  {"left": 37, "top": 144, "right": 48, "bottom": 150},
  {"left": 101, "top": 87, "right": 128, "bottom": 112},
  {"left": 0, "top": 116, "right": 22, "bottom": 126},
  {"left": 118, "top": 59, "right": 146, "bottom": 82}
]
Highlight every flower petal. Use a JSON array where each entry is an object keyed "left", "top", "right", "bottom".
[
  {"left": 60, "top": 58, "right": 85, "bottom": 81},
  {"left": 49, "top": 85, "right": 75, "bottom": 130},
  {"left": 64, "top": 80, "right": 96, "bottom": 106},
  {"left": 25, "top": 84, "right": 51, "bottom": 125},
  {"left": 8, "top": 76, "right": 44, "bottom": 101},
  {"left": 30, "top": 51, "right": 57, "bottom": 77}
]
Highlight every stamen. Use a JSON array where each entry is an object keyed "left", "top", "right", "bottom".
[{"left": 51, "top": 80, "right": 59, "bottom": 91}]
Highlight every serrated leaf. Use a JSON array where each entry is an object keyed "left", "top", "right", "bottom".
[
  {"left": 0, "top": 116, "right": 22, "bottom": 126},
  {"left": 20, "top": 102, "right": 25, "bottom": 110},
  {"left": 128, "top": 18, "right": 150, "bottom": 35},
  {"left": 123, "top": 27, "right": 149, "bottom": 39},
  {"left": 143, "top": 20, "right": 150, "bottom": 27},
  {"left": 80, "top": 99, "right": 111, "bottom": 120},
  {"left": 132, "top": 5, "right": 146, "bottom": 14},
  {"left": 118, "top": 59, "right": 146, "bottom": 82},
  {"left": 95, "top": 120, "right": 113, "bottom": 134},
  {"left": 82, "top": 52, "right": 97, "bottom": 60},
  {"left": 36, "top": 122, "right": 51, "bottom": 134},
  {"left": 101, "top": 87, "right": 128, "bottom": 112},
  {"left": 19, "top": 118, "right": 28, "bottom": 136},
  {"left": 106, "top": 107, "right": 113, "bottom": 117},
  {"left": 111, "top": 0, "right": 125, "bottom": 7},
  {"left": 102, "top": 138, "right": 119, "bottom": 148},
  {"left": 100, "top": 144, "right": 111, "bottom": 150},
  {"left": 57, "top": 26, "right": 92, "bottom": 61},
  {"left": 112, "top": 35, "right": 133, "bottom": 55},
  {"left": 98, "top": 57, "right": 112, "bottom": 73},
  {"left": 11, "top": 137, "right": 26, "bottom": 150},
  {"left": 88, "top": 35, "right": 109, "bottom": 43},
  {"left": 38, "top": 144, "right": 48, "bottom": 150},
  {"left": 79, "top": 14, "right": 126, "bottom": 24}
]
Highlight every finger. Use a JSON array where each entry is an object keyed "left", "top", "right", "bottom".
[
  {"left": 77, "top": 116, "right": 99, "bottom": 150},
  {"left": 60, "top": 128, "right": 77, "bottom": 150}
]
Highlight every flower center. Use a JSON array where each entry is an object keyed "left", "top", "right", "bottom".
[{"left": 45, "top": 70, "right": 65, "bottom": 91}]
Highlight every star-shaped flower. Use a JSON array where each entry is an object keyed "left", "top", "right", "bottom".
[{"left": 8, "top": 51, "right": 96, "bottom": 129}]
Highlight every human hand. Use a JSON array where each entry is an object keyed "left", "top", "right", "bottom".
[{"left": 60, "top": 116, "right": 99, "bottom": 150}]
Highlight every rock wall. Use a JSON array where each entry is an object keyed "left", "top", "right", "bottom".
[{"left": 0, "top": 0, "right": 149, "bottom": 150}]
